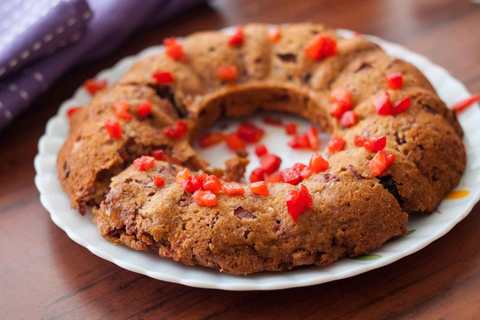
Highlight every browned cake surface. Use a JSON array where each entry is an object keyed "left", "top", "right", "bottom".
[{"left": 57, "top": 23, "right": 466, "bottom": 275}]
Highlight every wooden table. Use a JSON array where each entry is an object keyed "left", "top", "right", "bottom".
[{"left": 1, "top": 0, "right": 480, "bottom": 318}]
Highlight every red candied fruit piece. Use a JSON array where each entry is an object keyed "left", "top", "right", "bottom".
[
  {"left": 330, "top": 88, "right": 353, "bottom": 119},
  {"left": 223, "top": 182, "right": 245, "bottom": 196},
  {"left": 198, "top": 131, "right": 225, "bottom": 148},
  {"left": 250, "top": 167, "right": 266, "bottom": 183},
  {"left": 255, "top": 144, "right": 268, "bottom": 157},
  {"left": 306, "top": 127, "right": 320, "bottom": 150},
  {"left": 327, "top": 136, "right": 345, "bottom": 154},
  {"left": 292, "top": 163, "right": 312, "bottom": 179},
  {"left": 305, "top": 35, "right": 337, "bottom": 61},
  {"left": 250, "top": 181, "right": 269, "bottom": 196},
  {"left": 363, "top": 135, "right": 387, "bottom": 153},
  {"left": 84, "top": 79, "right": 107, "bottom": 95},
  {"left": 236, "top": 122, "right": 264, "bottom": 143},
  {"left": 339, "top": 111, "right": 358, "bottom": 128},
  {"left": 354, "top": 135, "right": 366, "bottom": 147},
  {"left": 193, "top": 190, "right": 218, "bottom": 207},
  {"left": 387, "top": 72, "right": 404, "bottom": 90},
  {"left": 225, "top": 132, "right": 246, "bottom": 152},
  {"left": 280, "top": 167, "right": 302, "bottom": 185},
  {"left": 113, "top": 101, "right": 133, "bottom": 121},
  {"left": 228, "top": 27, "right": 244, "bottom": 47},
  {"left": 153, "top": 176, "right": 165, "bottom": 188},
  {"left": 451, "top": 95, "right": 480, "bottom": 113},
  {"left": 266, "top": 171, "right": 284, "bottom": 183},
  {"left": 152, "top": 149, "right": 166, "bottom": 161},
  {"left": 369, "top": 150, "right": 396, "bottom": 177},
  {"left": 183, "top": 175, "right": 204, "bottom": 193},
  {"left": 67, "top": 106, "right": 82, "bottom": 119},
  {"left": 393, "top": 96, "right": 411, "bottom": 115},
  {"left": 134, "top": 156, "right": 155, "bottom": 171},
  {"left": 104, "top": 119, "right": 122, "bottom": 140},
  {"left": 286, "top": 185, "right": 313, "bottom": 222},
  {"left": 163, "top": 38, "right": 185, "bottom": 61},
  {"left": 375, "top": 91, "right": 394, "bottom": 116},
  {"left": 262, "top": 116, "right": 283, "bottom": 126},
  {"left": 202, "top": 175, "right": 223, "bottom": 194},
  {"left": 309, "top": 154, "right": 329, "bottom": 173},
  {"left": 269, "top": 28, "right": 281, "bottom": 43},
  {"left": 285, "top": 122, "right": 297, "bottom": 135},
  {"left": 137, "top": 101, "right": 153, "bottom": 118},
  {"left": 260, "top": 153, "right": 282, "bottom": 174},
  {"left": 217, "top": 65, "right": 238, "bottom": 82},
  {"left": 152, "top": 71, "right": 175, "bottom": 84},
  {"left": 163, "top": 120, "right": 188, "bottom": 139},
  {"left": 288, "top": 133, "right": 310, "bottom": 149}
]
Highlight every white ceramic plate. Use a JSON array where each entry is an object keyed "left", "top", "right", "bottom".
[{"left": 34, "top": 28, "right": 480, "bottom": 290}]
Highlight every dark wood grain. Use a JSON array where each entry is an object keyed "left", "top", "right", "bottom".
[{"left": 1, "top": 0, "right": 480, "bottom": 319}]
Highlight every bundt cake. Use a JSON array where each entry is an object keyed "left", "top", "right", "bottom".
[{"left": 57, "top": 23, "right": 466, "bottom": 275}]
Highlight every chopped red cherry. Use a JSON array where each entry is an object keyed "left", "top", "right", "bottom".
[
  {"left": 152, "top": 149, "right": 167, "bottom": 160},
  {"left": 269, "top": 28, "right": 281, "bottom": 43},
  {"left": 137, "top": 101, "right": 153, "bottom": 118},
  {"left": 163, "top": 120, "right": 188, "bottom": 139},
  {"left": 354, "top": 135, "right": 366, "bottom": 147},
  {"left": 393, "top": 96, "right": 411, "bottom": 115},
  {"left": 451, "top": 95, "right": 480, "bottom": 113},
  {"left": 152, "top": 71, "right": 175, "bottom": 84},
  {"left": 153, "top": 176, "right": 165, "bottom": 188},
  {"left": 280, "top": 167, "right": 302, "bottom": 185},
  {"left": 339, "top": 111, "right": 358, "bottom": 128},
  {"left": 369, "top": 150, "right": 396, "bottom": 177},
  {"left": 255, "top": 144, "right": 268, "bottom": 157},
  {"left": 306, "top": 127, "right": 321, "bottom": 150},
  {"left": 104, "top": 119, "right": 122, "bottom": 140},
  {"left": 305, "top": 35, "right": 337, "bottom": 61},
  {"left": 363, "top": 135, "right": 387, "bottom": 152},
  {"left": 266, "top": 171, "right": 284, "bottom": 183},
  {"left": 134, "top": 156, "right": 155, "bottom": 171},
  {"left": 250, "top": 181, "right": 269, "bottom": 196},
  {"left": 67, "top": 107, "right": 82, "bottom": 119},
  {"left": 262, "top": 116, "right": 283, "bottom": 126},
  {"left": 327, "top": 136, "right": 345, "bottom": 154},
  {"left": 250, "top": 167, "right": 266, "bottom": 182},
  {"left": 113, "top": 101, "right": 133, "bottom": 121},
  {"left": 286, "top": 185, "right": 313, "bottom": 222},
  {"left": 225, "top": 132, "right": 246, "bottom": 152},
  {"left": 374, "top": 91, "right": 394, "bottom": 116},
  {"left": 84, "top": 79, "right": 107, "bottom": 95},
  {"left": 223, "top": 182, "right": 245, "bottom": 196},
  {"left": 386, "top": 72, "right": 404, "bottom": 90},
  {"left": 236, "top": 122, "right": 264, "bottom": 143},
  {"left": 198, "top": 131, "right": 225, "bottom": 148},
  {"left": 164, "top": 38, "right": 185, "bottom": 61},
  {"left": 330, "top": 88, "right": 353, "bottom": 118},
  {"left": 183, "top": 175, "right": 203, "bottom": 193},
  {"left": 193, "top": 190, "right": 218, "bottom": 207},
  {"left": 309, "top": 154, "right": 329, "bottom": 173},
  {"left": 217, "top": 65, "right": 238, "bottom": 82},
  {"left": 202, "top": 175, "right": 223, "bottom": 194},
  {"left": 288, "top": 133, "right": 310, "bottom": 149},
  {"left": 260, "top": 153, "right": 282, "bottom": 174},
  {"left": 285, "top": 122, "right": 297, "bottom": 135},
  {"left": 228, "top": 27, "right": 244, "bottom": 47}
]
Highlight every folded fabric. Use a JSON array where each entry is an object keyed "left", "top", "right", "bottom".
[{"left": 0, "top": 0, "right": 203, "bottom": 131}]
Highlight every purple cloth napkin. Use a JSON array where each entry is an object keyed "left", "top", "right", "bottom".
[{"left": 0, "top": 0, "right": 203, "bottom": 131}]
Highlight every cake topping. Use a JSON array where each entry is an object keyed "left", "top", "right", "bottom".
[
  {"left": 223, "top": 182, "right": 245, "bottom": 196},
  {"left": 286, "top": 185, "right": 313, "bottom": 222},
  {"left": 152, "top": 149, "right": 166, "bottom": 160},
  {"left": 387, "top": 73, "right": 404, "bottom": 90},
  {"left": 357, "top": 135, "right": 387, "bottom": 152},
  {"left": 228, "top": 27, "right": 244, "bottom": 47},
  {"left": 67, "top": 107, "right": 82, "bottom": 119},
  {"left": 113, "top": 101, "right": 133, "bottom": 121},
  {"left": 250, "top": 181, "right": 269, "bottom": 196},
  {"left": 254, "top": 144, "right": 268, "bottom": 157},
  {"left": 236, "top": 122, "right": 264, "bottom": 143},
  {"left": 202, "top": 175, "right": 223, "bottom": 194},
  {"left": 217, "top": 65, "right": 239, "bottom": 82},
  {"left": 339, "top": 110, "right": 358, "bottom": 128},
  {"left": 285, "top": 122, "right": 297, "bottom": 135},
  {"left": 137, "top": 101, "right": 153, "bottom": 118},
  {"left": 369, "top": 150, "right": 396, "bottom": 176},
  {"left": 309, "top": 154, "right": 329, "bottom": 173},
  {"left": 280, "top": 167, "right": 302, "bottom": 185},
  {"left": 451, "top": 95, "right": 480, "bottom": 113},
  {"left": 193, "top": 190, "right": 218, "bottom": 207},
  {"left": 134, "top": 156, "right": 155, "bottom": 171},
  {"left": 182, "top": 174, "right": 204, "bottom": 193},
  {"left": 84, "top": 78, "right": 107, "bottom": 95},
  {"left": 153, "top": 176, "right": 165, "bottom": 188},
  {"left": 198, "top": 131, "right": 225, "bottom": 148},
  {"left": 250, "top": 167, "right": 266, "bottom": 182},
  {"left": 153, "top": 71, "right": 175, "bottom": 84},
  {"left": 374, "top": 91, "right": 394, "bottom": 115},
  {"left": 164, "top": 38, "right": 185, "bottom": 61},
  {"left": 163, "top": 120, "right": 188, "bottom": 139},
  {"left": 305, "top": 35, "right": 337, "bottom": 61},
  {"left": 104, "top": 119, "right": 122, "bottom": 140},
  {"left": 269, "top": 28, "right": 281, "bottom": 43},
  {"left": 327, "top": 136, "right": 346, "bottom": 154},
  {"left": 330, "top": 88, "right": 353, "bottom": 119},
  {"left": 393, "top": 96, "right": 411, "bottom": 114}
]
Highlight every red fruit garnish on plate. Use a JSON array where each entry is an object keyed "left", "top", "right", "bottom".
[
  {"left": 217, "top": 65, "right": 238, "bottom": 81},
  {"left": 392, "top": 96, "right": 411, "bottom": 115},
  {"left": 285, "top": 122, "right": 297, "bottom": 135},
  {"left": 137, "top": 101, "right": 153, "bottom": 118},
  {"left": 236, "top": 122, "right": 264, "bottom": 143},
  {"left": 223, "top": 182, "right": 245, "bottom": 196},
  {"left": 250, "top": 181, "right": 269, "bottom": 196},
  {"left": 306, "top": 127, "right": 320, "bottom": 150},
  {"left": 250, "top": 167, "right": 266, "bottom": 182},
  {"left": 369, "top": 150, "right": 396, "bottom": 177},
  {"left": 451, "top": 95, "right": 480, "bottom": 113},
  {"left": 225, "top": 132, "right": 246, "bottom": 152},
  {"left": 255, "top": 144, "right": 268, "bottom": 157},
  {"left": 152, "top": 71, "right": 175, "bottom": 84},
  {"left": 305, "top": 35, "right": 337, "bottom": 61},
  {"left": 286, "top": 185, "right": 313, "bottom": 222},
  {"left": 153, "top": 176, "right": 165, "bottom": 188},
  {"left": 104, "top": 119, "right": 122, "bottom": 140},
  {"left": 327, "top": 136, "right": 346, "bottom": 154},
  {"left": 84, "top": 79, "right": 107, "bottom": 95},
  {"left": 198, "top": 132, "right": 225, "bottom": 148},
  {"left": 228, "top": 27, "right": 244, "bottom": 47},
  {"left": 163, "top": 120, "right": 188, "bottom": 139},
  {"left": 260, "top": 153, "right": 282, "bottom": 174},
  {"left": 288, "top": 133, "right": 310, "bottom": 149},
  {"left": 67, "top": 107, "right": 82, "bottom": 119},
  {"left": 309, "top": 154, "right": 329, "bottom": 173},
  {"left": 339, "top": 111, "right": 357, "bottom": 128},
  {"left": 280, "top": 167, "right": 303, "bottom": 185},
  {"left": 386, "top": 72, "right": 404, "bottom": 89},
  {"left": 374, "top": 91, "right": 393, "bottom": 116},
  {"left": 134, "top": 156, "right": 155, "bottom": 171},
  {"left": 202, "top": 175, "right": 223, "bottom": 194},
  {"left": 193, "top": 190, "right": 218, "bottom": 207},
  {"left": 363, "top": 136, "right": 387, "bottom": 152}
]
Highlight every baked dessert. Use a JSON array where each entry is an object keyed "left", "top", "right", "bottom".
[{"left": 57, "top": 23, "right": 466, "bottom": 275}]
